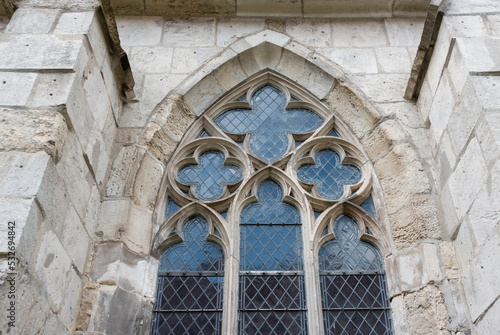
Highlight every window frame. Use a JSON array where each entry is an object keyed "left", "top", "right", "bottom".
[{"left": 151, "top": 71, "right": 393, "bottom": 335}]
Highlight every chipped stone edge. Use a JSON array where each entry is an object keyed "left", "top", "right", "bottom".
[{"left": 404, "top": 0, "right": 444, "bottom": 101}]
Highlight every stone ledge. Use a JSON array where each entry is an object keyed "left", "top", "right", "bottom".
[{"left": 109, "top": 0, "right": 429, "bottom": 17}]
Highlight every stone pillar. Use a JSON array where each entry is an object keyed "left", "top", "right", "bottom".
[
  {"left": 416, "top": 0, "right": 500, "bottom": 333},
  {"left": 0, "top": 4, "right": 125, "bottom": 333}
]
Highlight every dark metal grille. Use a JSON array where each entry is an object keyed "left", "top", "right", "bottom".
[
  {"left": 297, "top": 150, "right": 362, "bottom": 201},
  {"left": 319, "top": 216, "right": 392, "bottom": 334},
  {"left": 152, "top": 216, "right": 225, "bottom": 335},
  {"left": 239, "top": 274, "right": 307, "bottom": 335},
  {"left": 214, "top": 85, "right": 323, "bottom": 163},
  {"left": 239, "top": 180, "right": 307, "bottom": 334},
  {"left": 177, "top": 150, "right": 242, "bottom": 201}
]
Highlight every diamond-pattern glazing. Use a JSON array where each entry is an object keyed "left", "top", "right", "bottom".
[
  {"left": 241, "top": 225, "right": 303, "bottom": 271},
  {"left": 160, "top": 216, "right": 224, "bottom": 272},
  {"left": 177, "top": 150, "right": 243, "bottom": 201},
  {"left": 156, "top": 276, "right": 223, "bottom": 311},
  {"left": 297, "top": 150, "right": 362, "bottom": 200},
  {"left": 241, "top": 180, "right": 301, "bottom": 224},
  {"left": 240, "top": 311, "right": 307, "bottom": 335},
  {"left": 214, "top": 85, "right": 323, "bottom": 163},
  {"left": 323, "top": 309, "right": 391, "bottom": 335},
  {"left": 151, "top": 312, "right": 222, "bottom": 335},
  {"left": 319, "top": 215, "right": 383, "bottom": 271}
]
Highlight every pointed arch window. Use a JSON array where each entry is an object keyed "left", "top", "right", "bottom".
[{"left": 152, "top": 73, "right": 393, "bottom": 335}]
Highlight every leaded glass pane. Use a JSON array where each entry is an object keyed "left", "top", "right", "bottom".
[
  {"left": 152, "top": 216, "right": 225, "bottom": 335},
  {"left": 155, "top": 276, "right": 224, "bottom": 311},
  {"left": 214, "top": 85, "right": 323, "bottom": 163},
  {"left": 165, "top": 198, "right": 181, "bottom": 220},
  {"left": 323, "top": 309, "right": 391, "bottom": 335},
  {"left": 319, "top": 216, "right": 392, "bottom": 334},
  {"left": 319, "top": 216, "right": 383, "bottom": 271},
  {"left": 297, "top": 150, "right": 362, "bottom": 200},
  {"left": 177, "top": 150, "right": 242, "bottom": 201},
  {"left": 151, "top": 312, "right": 222, "bottom": 335},
  {"left": 198, "top": 129, "right": 211, "bottom": 138},
  {"left": 240, "top": 225, "right": 303, "bottom": 271},
  {"left": 328, "top": 129, "right": 340, "bottom": 137},
  {"left": 241, "top": 180, "right": 301, "bottom": 224},
  {"left": 361, "top": 195, "right": 377, "bottom": 219},
  {"left": 159, "top": 216, "right": 224, "bottom": 272},
  {"left": 239, "top": 275, "right": 307, "bottom": 335}
]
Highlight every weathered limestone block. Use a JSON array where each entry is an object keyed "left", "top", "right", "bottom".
[
  {"left": 476, "top": 113, "right": 500, "bottom": 168},
  {"left": 325, "top": 84, "right": 382, "bottom": 139},
  {"left": 0, "top": 34, "right": 83, "bottom": 70},
  {"left": 0, "top": 197, "right": 41, "bottom": 263},
  {"left": 5, "top": 8, "right": 60, "bottom": 33},
  {"left": 0, "top": 72, "right": 38, "bottom": 105},
  {"left": 347, "top": 73, "right": 409, "bottom": 103},
  {"left": 115, "top": 16, "right": 163, "bottom": 46},
  {"left": 320, "top": 47, "right": 378, "bottom": 74},
  {"left": 448, "top": 138, "right": 488, "bottom": 221},
  {"left": 15, "top": 0, "right": 99, "bottom": 10},
  {"left": 443, "top": 0, "right": 500, "bottom": 15},
  {"left": 386, "top": 243, "right": 443, "bottom": 296},
  {"left": 146, "top": 0, "right": 234, "bottom": 16},
  {"left": 54, "top": 11, "right": 95, "bottom": 34},
  {"left": 132, "top": 153, "right": 164, "bottom": 211},
  {"left": 214, "top": 56, "right": 248, "bottom": 91},
  {"left": 445, "top": 77, "right": 482, "bottom": 155},
  {"left": 140, "top": 124, "right": 178, "bottom": 164},
  {"left": 149, "top": 94, "right": 197, "bottom": 141},
  {"left": 362, "top": 120, "right": 407, "bottom": 160},
  {"left": 88, "top": 285, "right": 153, "bottom": 334},
  {"left": 89, "top": 242, "right": 158, "bottom": 297},
  {"left": 163, "top": 19, "right": 215, "bottom": 47},
  {"left": 184, "top": 73, "right": 225, "bottom": 115},
  {"left": 303, "top": 0, "right": 392, "bottom": 18},
  {"left": 35, "top": 230, "right": 72, "bottom": 311},
  {"left": 385, "top": 19, "right": 425, "bottom": 46},
  {"left": 56, "top": 133, "right": 94, "bottom": 219},
  {"left": 375, "top": 47, "right": 412, "bottom": 73},
  {"left": 28, "top": 72, "right": 77, "bottom": 107},
  {"left": 332, "top": 20, "right": 388, "bottom": 47},
  {"left": 59, "top": 267, "right": 83, "bottom": 331},
  {"left": 217, "top": 19, "right": 265, "bottom": 47},
  {"left": 391, "top": 285, "right": 450, "bottom": 335},
  {"left": 129, "top": 46, "right": 173, "bottom": 74},
  {"left": 439, "top": 241, "right": 460, "bottom": 279},
  {"left": 0, "top": 108, "right": 68, "bottom": 160},
  {"left": 286, "top": 19, "right": 332, "bottom": 47},
  {"left": 97, "top": 199, "right": 130, "bottom": 241},
  {"left": 471, "top": 75, "right": 500, "bottom": 110},
  {"left": 474, "top": 295, "right": 500, "bottom": 334},
  {"left": 237, "top": 0, "right": 301, "bottom": 17},
  {"left": 122, "top": 203, "right": 154, "bottom": 254},
  {"left": 389, "top": 194, "right": 441, "bottom": 248},
  {"left": 75, "top": 283, "right": 98, "bottom": 332},
  {"left": 105, "top": 145, "right": 140, "bottom": 198},
  {"left": 462, "top": 229, "right": 500, "bottom": 322}
]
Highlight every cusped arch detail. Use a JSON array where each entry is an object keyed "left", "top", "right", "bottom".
[{"left": 151, "top": 202, "right": 230, "bottom": 259}]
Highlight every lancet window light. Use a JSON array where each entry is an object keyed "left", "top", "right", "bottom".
[{"left": 151, "top": 73, "right": 393, "bottom": 335}]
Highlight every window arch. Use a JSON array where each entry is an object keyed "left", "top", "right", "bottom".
[{"left": 151, "top": 72, "right": 393, "bottom": 335}]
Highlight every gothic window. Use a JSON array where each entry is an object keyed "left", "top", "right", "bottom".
[{"left": 151, "top": 72, "right": 393, "bottom": 335}]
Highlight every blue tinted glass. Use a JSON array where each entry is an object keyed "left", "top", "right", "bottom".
[
  {"left": 361, "top": 195, "right": 377, "bottom": 219},
  {"left": 177, "top": 150, "right": 242, "bottom": 201},
  {"left": 297, "top": 150, "right": 362, "bottom": 200},
  {"left": 291, "top": 95, "right": 300, "bottom": 102},
  {"left": 295, "top": 140, "right": 304, "bottom": 148},
  {"left": 319, "top": 215, "right": 383, "bottom": 271},
  {"left": 314, "top": 211, "right": 322, "bottom": 219},
  {"left": 198, "top": 129, "right": 211, "bottom": 138},
  {"left": 328, "top": 129, "right": 340, "bottom": 137},
  {"left": 160, "top": 216, "right": 224, "bottom": 272},
  {"left": 214, "top": 85, "right": 324, "bottom": 163},
  {"left": 165, "top": 198, "right": 181, "bottom": 220},
  {"left": 219, "top": 211, "right": 227, "bottom": 219},
  {"left": 241, "top": 225, "right": 303, "bottom": 271},
  {"left": 241, "top": 180, "right": 301, "bottom": 224}
]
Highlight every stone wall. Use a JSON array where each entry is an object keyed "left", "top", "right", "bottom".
[
  {"left": 0, "top": 7, "right": 124, "bottom": 333},
  {"left": 416, "top": 1, "right": 500, "bottom": 333},
  {"left": 0, "top": 0, "right": 498, "bottom": 334}
]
